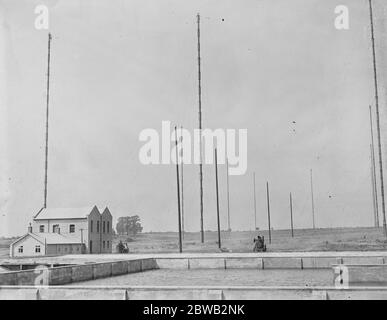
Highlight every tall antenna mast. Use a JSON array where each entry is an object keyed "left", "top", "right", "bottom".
[
  {"left": 369, "top": 0, "right": 387, "bottom": 237},
  {"left": 370, "top": 144, "right": 378, "bottom": 227},
  {"left": 310, "top": 169, "right": 315, "bottom": 229},
  {"left": 369, "top": 105, "right": 379, "bottom": 227},
  {"left": 226, "top": 158, "right": 231, "bottom": 231},
  {"left": 290, "top": 192, "right": 294, "bottom": 238},
  {"left": 253, "top": 172, "right": 257, "bottom": 231},
  {"left": 44, "top": 33, "right": 52, "bottom": 209},
  {"left": 180, "top": 126, "right": 185, "bottom": 239},
  {"left": 215, "top": 148, "right": 221, "bottom": 248},
  {"left": 266, "top": 181, "right": 272, "bottom": 244},
  {"left": 174, "top": 126, "right": 183, "bottom": 253},
  {"left": 197, "top": 13, "right": 204, "bottom": 242}
]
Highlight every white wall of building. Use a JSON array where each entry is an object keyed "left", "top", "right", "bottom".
[
  {"left": 10, "top": 235, "right": 45, "bottom": 258},
  {"left": 32, "top": 219, "right": 89, "bottom": 244}
]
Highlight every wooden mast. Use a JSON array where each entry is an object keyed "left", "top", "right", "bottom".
[
  {"left": 175, "top": 126, "right": 183, "bottom": 252},
  {"left": 368, "top": 0, "right": 387, "bottom": 237},
  {"left": 43, "top": 33, "right": 52, "bottom": 209},
  {"left": 215, "top": 148, "right": 221, "bottom": 248},
  {"left": 197, "top": 13, "right": 204, "bottom": 242},
  {"left": 369, "top": 105, "right": 379, "bottom": 227}
]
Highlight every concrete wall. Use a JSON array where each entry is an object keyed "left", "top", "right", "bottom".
[
  {"left": 93, "top": 263, "right": 112, "bottom": 279},
  {"left": 2, "top": 254, "right": 387, "bottom": 299},
  {"left": 302, "top": 257, "right": 342, "bottom": 269},
  {"left": 3, "top": 255, "right": 387, "bottom": 288},
  {"left": 155, "top": 256, "right": 370, "bottom": 270},
  {"left": 333, "top": 264, "right": 387, "bottom": 286},
  {"left": 0, "top": 258, "right": 156, "bottom": 286},
  {"left": 50, "top": 266, "right": 73, "bottom": 285},
  {"left": 16, "top": 270, "right": 42, "bottom": 286},
  {"left": 342, "top": 257, "right": 384, "bottom": 265},
  {"left": 263, "top": 257, "right": 302, "bottom": 269},
  {"left": 225, "top": 258, "right": 263, "bottom": 269},
  {"left": 156, "top": 259, "right": 189, "bottom": 269},
  {"left": 71, "top": 265, "right": 93, "bottom": 282},
  {"left": 189, "top": 258, "right": 225, "bottom": 269},
  {"left": 2, "top": 286, "right": 387, "bottom": 300},
  {"left": 128, "top": 260, "right": 142, "bottom": 273}
]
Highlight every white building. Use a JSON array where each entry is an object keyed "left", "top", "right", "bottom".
[{"left": 10, "top": 206, "right": 113, "bottom": 257}]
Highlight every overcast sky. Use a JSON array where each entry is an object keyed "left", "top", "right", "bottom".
[{"left": 1, "top": 0, "right": 387, "bottom": 237}]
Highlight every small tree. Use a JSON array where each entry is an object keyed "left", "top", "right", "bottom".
[{"left": 116, "top": 215, "right": 143, "bottom": 236}]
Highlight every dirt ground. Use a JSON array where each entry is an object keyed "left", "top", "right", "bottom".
[
  {"left": 67, "top": 269, "right": 332, "bottom": 287},
  {"left": 1, "top": 227, "right": 387, "bottom": 259}
]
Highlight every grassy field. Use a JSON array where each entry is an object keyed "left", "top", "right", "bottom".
[
  {"left": 115, "top": 227, "right": 387, "bottom": 254},
  {"left": 1, "top": 227, "right": 387, "bottom": 259},
  {"left": 0, "top": 239, "right": 13, "bottom": 260}
]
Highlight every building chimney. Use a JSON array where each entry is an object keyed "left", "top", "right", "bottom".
[{"left": 28, "top": 223, "right": 32, "bottom": 233}]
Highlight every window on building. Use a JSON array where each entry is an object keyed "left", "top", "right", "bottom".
[
  {"left": 107, "top": 221, "right": 110, "bottom": 233},
  {"left": 35, "top": 245, "right": 41, "bottom": 253},
  {"left": 39, "top": 225, "right": 45, "bottom": 233},
  {"left": 107, "top": 241, "right": 110, "bottom": 249},
  {"left": 103, "top": 221, "right": 106, "bottom": 233},
  {"left": 97, "top": 221, "right": 100, "bottom": 233},
  {"left": 69, "top": 224, "right": 75, "bottom": 233},
  {"left": 90, "top": 220, "right": 93, "bottom": 233},
  {"left": 103, "top": 241, "right": 105, "bottom": 249},
  {"left": 53, "top": 224, "right": 59, "bottom": 233},
  {"left": 18, "top": 246, "right": 23, "bottom": 253}
]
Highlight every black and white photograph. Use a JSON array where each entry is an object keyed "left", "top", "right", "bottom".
[{"left": 1, "top": 0, "right": 387, "bottom": 305}]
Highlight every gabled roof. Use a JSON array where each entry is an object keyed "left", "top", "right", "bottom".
[
  {"left": 101, "top": 207, "right": 112, "bottom": 217},
  {"left": 10, "top": 232, "right": 83, "bottom": 248},
  {"left": 10, "top": 232, "right": 45, "bottom": 247},
  {"left": 34, "top": 206, "right": 99, "bottom": 220}
]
